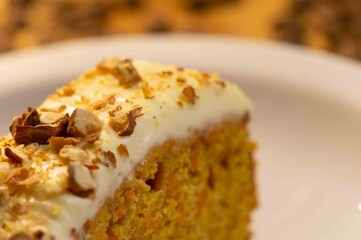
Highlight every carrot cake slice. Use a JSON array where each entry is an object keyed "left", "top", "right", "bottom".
[{"left": 0, "top": 58, "right": 256, "bottom": 240}]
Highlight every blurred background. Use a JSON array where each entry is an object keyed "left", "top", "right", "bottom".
[{"left": 0, "top": 0, "right": 361, "bottom": 60}]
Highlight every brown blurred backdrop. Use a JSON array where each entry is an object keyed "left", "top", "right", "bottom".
[{"left": 0, "top": 0, "right": 360, "bottom": 60}]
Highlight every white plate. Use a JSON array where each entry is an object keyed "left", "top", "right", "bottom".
[{"left": 1, "top": 34, "right": 361, "bottom": 240}]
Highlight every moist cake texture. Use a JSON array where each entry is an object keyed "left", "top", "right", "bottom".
[{"left": 0, "top": 58, "right": 256, "bottom": 239}]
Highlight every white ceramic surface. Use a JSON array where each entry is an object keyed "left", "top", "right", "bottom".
[{"left": 1, "top": 34, "right": 361, "bottom": 240}]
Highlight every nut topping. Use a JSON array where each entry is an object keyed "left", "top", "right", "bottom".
[
  {"left": 59, "top": 145, "right": 88, "bottom": 162},
  {"left": 181, "top": 86, "right": 198, "bottom": 105},
  {"left": 108, "top": 107, "right": 142, "bottom": 136},
  {"left": 5, "top": 147, "right": 25, "bottom": 166},
  {"left": 49, "top": 137, "right": 81, "bottom": 153},
  {"left": 39, "top": 112, "right": 66, "bottom": 124},
  {"left": 10, "top": 107, "right": 40, "bottom": 136},
  {"left": 140, "top": 82, "right": 155, "bottom": 99},
  {"left": 112, "top": 59, "right": 142, "bottom": 88},
  {"left": 67, "top": 163, "right": 96, "bottom": 197},
  {"left": 13, "top": 115, "right": 69, "bottom": 145},
  {"left": 90, "top": 95, "right": 116, "bottom": 110},
  {"left": 117, "top": 144, "right": 129, "bottom": 158},
  {"left": 67, "top": 108, "right": 103, "bottom": 138},
  {"left": 106, "top": 151, "right": 117, "bottom": 168}
]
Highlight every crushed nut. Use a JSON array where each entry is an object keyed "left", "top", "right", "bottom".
[
  {"left": 181, "top": 86, "right": 198, "bottom": 105},
  {"left": 5, "top": 147, "right": 25, "bottom": 166},
  {"left": 67, "top": 163, "right": 96, "bottom": 197},
  {"left": 39, "top": 105, "right": 66, "bottom": 113},
  {"left": 108, "top": 105, "right": 122, "bottom": 117},
  {"left": 90, "top": 95, "right": 116, "bottom": 110},
  {"left": 13, "top": 115, "right": 69, "bottom": 145},
  {"left": 57, "top": 86, "right": 75, "bottom": 97},
  {"left": 112, "top": 59, "right": 142, "bottom": 88},
  {"left": 140, "top": 82, "right": 155, "bottom": 99},
  {"left": 67, "top": 108, "right": 103, "bottom": 138},
  {"left": 59, "top": 145, "right": 88, "bottom": 162},
  {"left": 10, "top": 107, "right": 40, "bottom": 136},
  {"left": 108, "top": 107, "right": 142, "bottom": 136},
  {"left": 49, "top": 137, "right": 81, "bottom": 153},
  {"left": 117, "top": 144, "right": 129, "bottom": 158},
  {"left": 106, "top": 151, "right": 117, "bottom": 168},
  {"left": 82, "top": 134, "right": 99, "bottom": 144},
  {"left": 39, "top": 112, "right": 66, "bottom": 124}
]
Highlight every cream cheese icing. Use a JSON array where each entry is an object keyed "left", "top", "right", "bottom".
[{"left": 0, "top": 59, "right": 252, "bottom": 239}]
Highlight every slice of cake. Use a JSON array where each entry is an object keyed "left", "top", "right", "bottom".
[{"left": 0, "top": 58, "right": 256, "bottom": 240}]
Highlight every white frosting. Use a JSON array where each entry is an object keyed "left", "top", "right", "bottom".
[{"left": 1, "top": 60, "right": 252, "bottom": 239}]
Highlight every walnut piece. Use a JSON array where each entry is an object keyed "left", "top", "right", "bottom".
[
  {"left": 10, "top": 107, "right": 40, "bottom": 136},
  {"left": 140, "top": 82, "right": 155, "bottom": 99},
  {"left": 182, "top": 86, "right": 198, "bottom": 105},
  {"left": 117, "top": 144, "right": 129, "bottom": 158},
  {"left": 5, "top": 147, "right": 24, "bottom": 166},
  {"left": 49, "top": 137, "right": 81, "bottom": 153},
  {"left": 39, "top": 112, "right": 65, "bottom": 124},
  {"left": 90, "top": 95, "right": 116, "bottom": 110},
  {"left": 67, "top": 108, "right": 103, "bottom": 138},
  {"left": 112, "top": 59, "right": 142, "bottom": 88},
  {"left": 59, "top": 145, "right": 88, "bottom": 162},
  {"left": 13, "top": 115, "right": 69, "bottom": 145},
  {"left": 106, "top": 151, "right": 117, "bottom": 168},
  {"left": 108, "top": 107, "right": 142, "bottom": 136},
  {"left": 67, "top": 163, "right": 96, "bottom": 197}
]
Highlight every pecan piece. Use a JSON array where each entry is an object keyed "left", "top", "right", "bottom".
[{"left": 67, "top": 108, "right": 103, "bottom": 138}]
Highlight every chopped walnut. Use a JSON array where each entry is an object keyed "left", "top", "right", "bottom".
[
  {"left": 109, "top": 105, "right": 122, "bottom": 117},
  {"left": 108, "top": 107, "right": 142, "bottom": 136},
  {"left": 59, "top": 145, "right": 88, "bottom": 162},
  {"left": 67, "top": 163, "right": 96, "bottom": 197},
  {"left": 67, "top": 108, "right": 103, "bottom": 138},
  {"left": 182, "top": 86, "right": 198, "bottom": 105},
  {"left": 39, "top": 105, "right": 66, "bottom": 113},
  {"left": 13, "top": 115, "right": 69, "bottom": 145},
  {"left": 112, "top": 59, "right": 142, "bottom": 88},
  {"left": 10, "top": 107, "right": 40, "bottom": 136},
  {"left": 106, "top": 151, "right": 117, "bottom": 168},
  {"left": 90, "top": 95, "right": 116, "bottom": 110},
  {"left": 140, "top": 82, "right": 155, "bottom": 99},
  {"left": 82, "top": 134, "right": 99, "bottom": 144},
  {"left": 57, "top": 86, "right": 75, "bottom": 97},
  {"left": 49, "top": 137, "right": 81, "bottom": 153},
  {"left": 117, "top": 144, "right": 129, "bottom": 158},
  {"left": 39, "top": 112, "right": 66, "bottom": 124},
  {"left": 5, "top": 147, "right": 24, "bottom": 166}
]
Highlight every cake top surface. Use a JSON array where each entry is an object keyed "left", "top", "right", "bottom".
[{"left": 0, "top": 58, "right": 251, "bottom": 240}]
